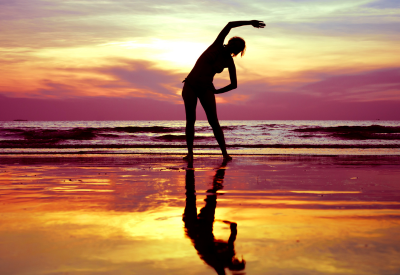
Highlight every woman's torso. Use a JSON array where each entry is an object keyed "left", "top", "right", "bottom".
[{"left": 185, "top": 45, "right": 232, "bottom": 88}]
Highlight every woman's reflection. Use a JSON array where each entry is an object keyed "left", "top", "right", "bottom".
[{"left": 183, "top": 161, "right": 245, "bottom": 275}]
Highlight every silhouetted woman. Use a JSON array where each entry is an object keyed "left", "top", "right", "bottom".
[{"left": 182, "top": 20, "right": 265, "bottom": 162}]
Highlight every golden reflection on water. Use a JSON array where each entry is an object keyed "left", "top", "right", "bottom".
[{"left": 0, "top": 155, "right": 399, "bottom": 274}]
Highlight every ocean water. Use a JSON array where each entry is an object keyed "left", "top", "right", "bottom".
[{"left": 1, "top": 120, "right": 399, "bottom": 155}]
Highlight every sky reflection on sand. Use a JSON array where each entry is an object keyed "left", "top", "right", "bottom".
[{"left": 0, "top": 155, "right": 399, "bottom": 275}]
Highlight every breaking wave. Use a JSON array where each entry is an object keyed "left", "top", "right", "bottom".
[
  {"left": 293, "top": 125, "right": 400, "bottom": 140},
  {"left": 0, "top": 126, "right": 183, "bottom": 142},
  {"left": 154, "top": 134, "right": 213, "bottom": 142},
  {"left": 0, "top": 128, "right": 96, "bottom": 142},
  {"left": 111, "top": 126, "right": 181, "bottom": 133}
]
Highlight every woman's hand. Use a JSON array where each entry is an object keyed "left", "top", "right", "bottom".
[{"left": 251, "top": 20, "right": 265, "bottom": 28}]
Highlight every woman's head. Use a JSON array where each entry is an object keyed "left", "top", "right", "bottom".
[{"left": 226, "top": 36, "right": 246, "bottom": 57}]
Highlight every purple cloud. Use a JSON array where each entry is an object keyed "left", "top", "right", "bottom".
[
  {"left": 296, "top": 67, "right": 400, "bottom": 101},
  {"left": 96, "top": 59, "right": 185, "bottom": 99}
]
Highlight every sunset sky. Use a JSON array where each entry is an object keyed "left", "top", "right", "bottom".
[{"left": 0, "top": 0, "right": 399, "bottom": 120}]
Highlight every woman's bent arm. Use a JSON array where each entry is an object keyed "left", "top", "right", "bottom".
[{"left": 214, "top": 62, "right": 237, "bottom": 94}]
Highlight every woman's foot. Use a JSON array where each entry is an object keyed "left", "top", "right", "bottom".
[{"left": 183, "top": 154, "right": 193, "bottom": 162}]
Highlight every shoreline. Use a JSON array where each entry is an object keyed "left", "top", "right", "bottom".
[
  {"left": 1, "top": 144, "right": 399, "bottom": 148},
  {"left": 1, "top": 153, "right": 399, "bottom": 164},
  {"left": 1, "top": 152, "right": 400, "bottom": 156},
  {"left": 2, "top": 148, "right": 400, "bottom": 155}
]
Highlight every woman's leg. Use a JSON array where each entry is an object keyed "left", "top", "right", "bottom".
[
  {"left": 198, "top": 89, "right": 231, "bottom": 159},
  {"left": 182, "top": 84, "right": 197, "bottom": 160}
]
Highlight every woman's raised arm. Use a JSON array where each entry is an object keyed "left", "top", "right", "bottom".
[{"left": 212, "top": 20, "right": 265, "bottom": 46}]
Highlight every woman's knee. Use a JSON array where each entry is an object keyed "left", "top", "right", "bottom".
[
  {"left": 207, "top": 117, "right": 220, "bottom": 129},
  {"left": 186, "top": 113, "right": 196, "bottom": 125}
]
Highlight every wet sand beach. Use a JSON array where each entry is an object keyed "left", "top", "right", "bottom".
[{"left": 1, "top": 154, "right": 400, "bottom": 275}]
